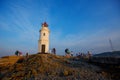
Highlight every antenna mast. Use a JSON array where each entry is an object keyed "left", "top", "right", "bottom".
[{"left": 109, "top": 38, "right": 114, "bottom": 51}]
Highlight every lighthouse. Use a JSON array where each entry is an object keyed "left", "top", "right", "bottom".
[{"left": 38, "top": 22, "right": 50, "bottom": 53}]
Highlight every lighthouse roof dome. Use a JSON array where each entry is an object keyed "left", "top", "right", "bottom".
[{"left": 42, "top": 22, "right": 48, "bottom": 27}]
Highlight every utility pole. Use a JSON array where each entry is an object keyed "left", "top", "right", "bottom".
[{"left": 109, "top": 38, "right": 114, "bottom": 52}]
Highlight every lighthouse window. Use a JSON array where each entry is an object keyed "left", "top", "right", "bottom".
[{"left": 43, "top": 33, "right": 45, "bottom": 36}]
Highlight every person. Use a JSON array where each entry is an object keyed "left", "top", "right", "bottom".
[
  {"left": 15, "top": 50, "right": 19, "bottom": 56},
  {"left": 26, "top": 52, "right": 29, "bottom": 60},
  {"left": 19, "top": 51, "right": 23, "bottom": 56},
  {"left": 52, "top": 48, "right": 56, "bottom": 54},
  {"left": 71, "top": 51, "right": 74, "bottom": 56},
  {"left": 26, "top": 52, "right": 29, "bottom": 57},
  {"left": 76, "top": 53, "right": 78, "bottom": 57},
  {"left": 65, "top": 48, "right": 70, "bottom": 57},
  {"left": 65, "top": 48, "right": 68, "bottom": 54},
  {"left": 87, "top": 51, "right": 92, "bottom": 58}
]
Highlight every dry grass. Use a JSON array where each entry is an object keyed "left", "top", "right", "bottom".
[
  {"left": 0, "top": 55, "right": 22, "bottom": 67},
  {"left": 0, "top": 54, "right": 109, "bottom": 80}
]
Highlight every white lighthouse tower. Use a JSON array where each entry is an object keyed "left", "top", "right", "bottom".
[{"left": 38, "top": 22, "right": 50, "bottom": 53}]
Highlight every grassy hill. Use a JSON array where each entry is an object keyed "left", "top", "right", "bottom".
[{"left": 0, "top": 54, "right": 110, "bottom": 80}]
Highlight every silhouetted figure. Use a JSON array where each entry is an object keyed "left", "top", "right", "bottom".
[
  {"left": 26, "top": 52, "right": 29, "bottom": 61},
  {"left": 87, "top": 51, "right": 92, "bottom": 58},
  {"left": 65, "top": 48, "right": 70, "bottom": 54},
  {"left": 25, "top": 52, "right": 29, "bottom": 62},
  {"left": 65, "top": 48, "right": 70, "bottom": 58},
  {"left": 19, "top": 51, "right": 23, "bottom": 56},
  {"left": 65, "top": 48, "right": 68, "bottom": 54},
  {"left": 15, "top": 50, "right": 19, "bottom": 56},
  {"left": 71, "top": 51, "right": 74, "bottom": 56},
  {"left": 52, "top": 48, "right": 56, "bottom": 54}
]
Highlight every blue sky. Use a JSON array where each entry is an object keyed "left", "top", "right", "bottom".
[{"left": 0, "top": 0, "right": 120, "bottom": 56}]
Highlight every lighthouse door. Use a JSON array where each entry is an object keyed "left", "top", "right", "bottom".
[{"left": 41, "top": 45, "right": 45, "bottom": 53}]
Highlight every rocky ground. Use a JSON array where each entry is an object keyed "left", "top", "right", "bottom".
[{"left": 0, "top": 54, "right": 117, "bottom": 80}]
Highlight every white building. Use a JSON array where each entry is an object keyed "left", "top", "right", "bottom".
[{"left": 38, "top": 22, "right": 50, "bottom": 53}]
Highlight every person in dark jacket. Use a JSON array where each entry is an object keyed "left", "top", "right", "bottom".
[
  {"left": 52, "top": 48, "right": 56, "bottom": 54},
  {"left": 65, "top": 48, "right": 70, "bottom": 54},
  {"left": 15, "top": 50, "right": 19, "bottom": 56}
]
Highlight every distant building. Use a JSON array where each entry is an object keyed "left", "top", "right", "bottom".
[{"left": 38, "top": 22, "right": 50, "bottom": 53}]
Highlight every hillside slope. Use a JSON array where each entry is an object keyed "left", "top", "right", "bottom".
[
  {"left": 0, "top": 54, "right": 109, "bottom": 80},
  {"left": 0, "top": 56, "right": 22, "bottom": 67},
  {"left": 93, "top": 51, "right": 120, "bottom": 57}
]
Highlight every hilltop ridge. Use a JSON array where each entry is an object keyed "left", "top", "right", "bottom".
[{"left": 0, "top": 54, "right": 110, "bottom": 80}]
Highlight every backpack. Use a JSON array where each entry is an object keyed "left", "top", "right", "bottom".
[
  {"left": 15, "top": 51, "right": 18, "bottom": 55},
  {"left": 65, "top": 49, "right": 67, "bottom": 53}
]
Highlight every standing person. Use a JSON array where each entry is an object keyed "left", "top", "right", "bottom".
[
  {"left": 19, "top": 51, "right": 23, "bottom": 56},
  {"left": 65, "top": 48, "right": 68, "bottom": 54},
  {"left": 15, "top": 50, "right": 19, "bottom": 56},
  {"left": 26, "top": 52, "right": 29, "bottom": 60},
  {"left": 52, "top": 48, "right": 56, "bottom": 55},
  {"left": 87, "top": 51, "right": 92, "bottom": 58},
  {"left": 71, "top": 51, "right": 74, "bottom": 56},
  {"left": 65, "top": 48, "right": 70, "bottom": 57},
  {"left": 76, "top": 53, "right": 78, "bottom": 57}
]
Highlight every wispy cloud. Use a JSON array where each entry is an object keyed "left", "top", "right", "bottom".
[{"left": 0, "top": 0, "right": 51, "bottom": 56}]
